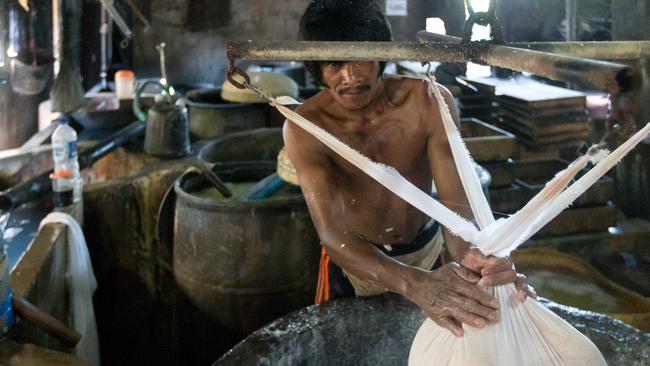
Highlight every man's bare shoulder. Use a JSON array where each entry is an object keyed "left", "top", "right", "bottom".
[
  {"left": 384, "top": 74, "right": 452, "bottom": 98},
  {"left": 383, "top": 74, "right": 434, "bottom": 105},
  {"left": 384, "top": 73, "right": 429, "bottom": 85},
  {"left": 383, "top": 74, "right": 459, "bottom": 137},
  {"left": 295, "top": 90, "right": 331, "bottom": 122},
  {"left": 283, "top": 91, "right": 330, "bottom": 157}
]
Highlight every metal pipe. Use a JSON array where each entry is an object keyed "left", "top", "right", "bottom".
[
  {"left": 227, "top": 41, "right": 471, "bottom": 63},
  {"left": 417, "top": 31, "right": 640, "bottom": 92},
  {"left": 97, "top": 0, "right": 133, "bottom": 39},
  {"left": 52, "top": 0, "right": 61, "bottom": 75},
  {"left": 508, "top": 41, "right": 650, "bottom": 60},
  {"left": 0, "top": 1, "right": 5, "bottom": 68},
  {"left": 123, "top": 0, "right": 151, "bottom": 32},
  {"left": 416, "top": 31, "right": 650, "bottom": 60},
  {"left": 484, "top": 46, "right": 638, "bottom": 91},
  {"left": 565, "top": 0, "right": 577, "bottom": 42},
  {"left": 229, "top": 34, "right": 641, "bottom": 92},
  {"left": 416, "top": 32, "right": 466, "bottom": 43},
  {"left": 99, "top": 5, "right": 112, "bottom": 90}
]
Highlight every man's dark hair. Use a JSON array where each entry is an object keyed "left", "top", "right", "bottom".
[{"left": 299, "top": 0, "right": 393, "bottom": 86}]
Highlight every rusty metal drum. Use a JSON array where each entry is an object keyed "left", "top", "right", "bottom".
[{"left": 172, "top": 161, "right": 320, "bottom": 339}]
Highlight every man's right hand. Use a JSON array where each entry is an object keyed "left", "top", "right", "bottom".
[{"left": 404, "top": 262, "right": 500, "bottom": 337}]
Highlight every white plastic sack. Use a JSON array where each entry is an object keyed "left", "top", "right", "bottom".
[{"left": 40, "top": 212, "right": 100, "bottom": 366}]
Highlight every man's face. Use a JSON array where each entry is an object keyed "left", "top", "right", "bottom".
[{"left": 321, "top": 61, "right": 381, "bottom": 111}]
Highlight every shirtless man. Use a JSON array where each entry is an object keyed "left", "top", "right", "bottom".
[{"left": 284, "top": 0, "right": 535, "bottom": 337}]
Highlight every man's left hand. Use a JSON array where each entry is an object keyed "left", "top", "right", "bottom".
[{"left": 459, "top": 246, "right": 537, "bottom": 303}]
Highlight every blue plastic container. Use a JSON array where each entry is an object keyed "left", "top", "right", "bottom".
[{"left": 0, "top": 250, "right": 14, "bottom": 337}]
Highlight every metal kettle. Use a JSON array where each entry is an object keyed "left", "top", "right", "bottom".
[{"left": 133, "top": 80, "right": 191, "bottom": 158}]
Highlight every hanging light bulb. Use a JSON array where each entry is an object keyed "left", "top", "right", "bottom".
[{"left": 6, "top": 47, "right": 17, "bottom": 59}]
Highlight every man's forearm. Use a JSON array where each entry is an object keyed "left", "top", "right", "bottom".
[{"left": 441, "top": 227, "right": 471, "bottom": 263}]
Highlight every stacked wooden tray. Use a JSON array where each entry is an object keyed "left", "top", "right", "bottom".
[
  {"left": 461, "top": 117, "right": 517, "bottom": 163},
  {"left": 455, "top": 78, "right": 497, "bottom": 121},
  {"left": 463, "top": 77, "right": 591, "bottom": 160},
  {"left": 513, "top": 159, "right": 617, "bottom": 237},
  {"left": 459, "top": 118, "right": 521, "bottom": 214},
  {"left": 494, "top": 82, "right": 589, "bottom": 151}
]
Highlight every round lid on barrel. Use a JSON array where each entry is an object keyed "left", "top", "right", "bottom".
[{"left": 221, "top": 72, "right": 299, "bottom": 104}]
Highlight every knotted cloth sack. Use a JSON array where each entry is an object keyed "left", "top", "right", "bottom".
[
  {"left": 265, "top": 76, "right": 650, "bottom": 366},
  {"left": 409, "top": 284, "right": 606, "bottom": 365},
  {"left": 408, "top": 79, "right": 622, "bottom": 366}
]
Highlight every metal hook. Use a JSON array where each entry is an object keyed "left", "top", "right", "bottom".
[
  {"left": 225, "top": 41, "right": 250, "bottom": 89},
  {"left": 243, "top": 81, "right": 274, "bottom": 103},
  {"left": 226, "top": 66, "right": 251, "bottom": 90},
  {"left": 419, "top": 61, "right": 433, "bottom": 77}
]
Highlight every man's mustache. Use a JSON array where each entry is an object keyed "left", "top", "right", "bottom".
[{"left": 339, "top": 84, "right": 371, "bottom": 95}]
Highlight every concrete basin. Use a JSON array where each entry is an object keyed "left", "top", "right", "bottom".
[
  {"left": 0, "top": 144, "right": 154, "bottom": 271},
  {"left": 0, "top": 142, "right": 170, "bottom": 356}
]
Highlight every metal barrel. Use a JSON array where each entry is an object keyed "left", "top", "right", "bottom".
[
  {"left": 173, "top": 161, "right": 320, "bottom": 340},
  {"left": 185, "top": 89, "right": 268, "bottom": 139}
]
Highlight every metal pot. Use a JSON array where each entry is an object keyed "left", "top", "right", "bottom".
[
  {"left": 133, "top": 80, "right": 191, "bottom": 158},
  {"left": 184, "top": 88, "right": 267, "bottom": 139}
]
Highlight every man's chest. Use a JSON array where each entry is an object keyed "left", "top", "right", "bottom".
[{"left": 326, "top": 116, "right": 429, "bottom": 176}]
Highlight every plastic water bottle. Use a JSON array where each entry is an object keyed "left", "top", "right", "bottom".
[{"left": 50, "top": 117, "right": 82, "bottom": 208}]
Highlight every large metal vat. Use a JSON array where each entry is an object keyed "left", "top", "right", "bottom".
[
  {"left": 173, "top": 161, "right": 320, "bottom": 340},
  {"left": 513, "top": 248, "right": 650, "bottom": 332},
  {"left": 215, "top": 293, "right": 650, "bottom": 365}
]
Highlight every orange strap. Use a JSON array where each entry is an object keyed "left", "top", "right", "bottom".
[{"left": 314, "top": 247, "right": 331, "bottom": 304}]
